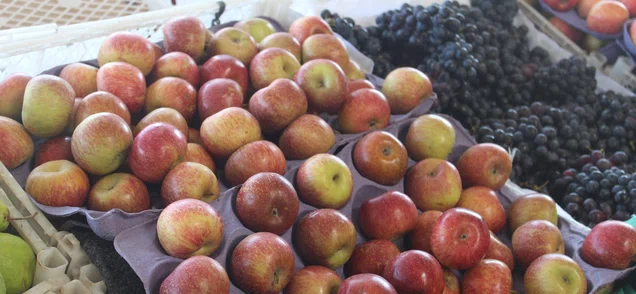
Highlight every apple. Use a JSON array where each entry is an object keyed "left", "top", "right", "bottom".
[
  {"left": 294, "top": 209, "right": 357, "bottom": 269},
  {"left": 58, "top": 63, "right": 97, "bottom": 98},
  {"left": 161, "top": 162, "right": 220, "bottom": 206},
  {"left": 234, "top": 17, "right": 276, "bottom": 43},
  {"left": 580, "top": 220, "right": 636, "bottom": 270},
  {"left": 359, "top": 191, "right": 418, "bottom": 241},
  {"left": 259, "top": 32, "right": 302, "bottom": 62},
  {"left": 344, "top": 59, "right": 365, "bottom": 80},
  {"left": 96, "top": 61, "right": 146, "bottom": 114},
  {"left": 64, "top": 98, "right": 81, "bottom": 136},
  {"left": 408, "top": 210, "right": 442, "bottom": 253},
  {"left": 431, "top": 208, "right": 490, "bottom": 270},
  {"left": 129, "top": 122, "right": 188, "bottom": 183},
  {"left": 524, "top": 254, "right": 587, "bottom": 294},
  {"left": 87, "top": 173, "right": 149, "bottom": 213},
  {"left": 188, "top": 128, "right": 203, "bottom": 144},
  {"left": 25, "top": 160, "right": 89, "bottom": 207},
  {"left": 348, "top": 79, "right": 374, "bottom": 94},
  {"left": 338, "top": 274, "right": 397, "bottom": 294},
  {"left": 199, "top": 54, "right": 249, "bottom": 94},
  {"left": 160, "top": 256, "right": 230, "bottom": 294},
  {"left": 250, "top": 48, "right": 301, "bottom": 90},
  {"left": 22, "top": 75, "right": 75, "bottom": 138},
  {"left": 289, "top": 16, "right": 334, "bottom": 45},
  {"left": 456, "top": 187, "right": 506, "bottom": 234},
  {"left": 404, "top": 158, "right": 462, "bottom": 211},
  {"left": 185, "top": 143, "right": 215, "bottom": 172},
  {"left": 284, "top": 266, "right": 342, "bottom": 294},
  {"left": 382, "top": 67, "right": 432, "bottom": 114},
  {"left": 151, "top": 42, "right": 164, "bottom": 61},
  {"left": 0, "top": 116, "right": 34, "bottom": 169},
  {"left": 224, "top": 140, "right": 286, "bottom": 186},
  {"left": 512, "top": 220, "right": 564, "bottom": 269},
  {"left": 157, "top": 198, "right": 224, "bottom": 259},
  {"left": 344, "top": 240, "right": 400, "bottom": 277},
  {"left": 457, "top": 143, "right": 512, "bottom": 190},
  {"left": 231, "top": 232, "right": 296, "bottom": 293},
  {"left": 587, "top": 1, "right": 629, "bottom": 35},
  {"left": 583, "top": 34, "right": 606, "bottom": 52},
  {"left": 543, "top": 0, "right": 579, "bottom": 11},
  {"left": 631, "top": 21, "right": 636, "bottom": 46},
  {"left": 549, "top": 17, "right": 583, "bottom": 42},
  {"left": 0, "top": 73, "right": 31, "bottom": 121},
  {"left": 355, "top": 132, "right": 406, "bottom": 186},
  {"left": 294, "top": 59, "right": 348, "bottom": 114},
  {"left": 198, "top": 78, "right": 244, "bottom": 120},
  {"left": 97, "top": 32, "right": 155, "bottom": 75},
  {"left": 74, "top": 91, "right": 131, "bottom": 127},
  {"left": 35, "top": 136, "right": 72, "bottom": 167},
  {"left": 442, "top": 268, "right": 460, "bottom": 294},
  {"left": 618, "top": 0, "right": 636, "bottom": 16},
  {"left": 338, "top": 89, "right": 390, "bottom": 134},
  {"left": 508, "top": 193, "right": 558, "bottom": 233},
  {"left": 578, "top": 0, "right": 602, "bottom": 17},
  {"left": 485, "top": 232, "right": 515, "bottom": 271},
  {"left": 208, "top": 27, "right": 258, "bottom": 66},
  {"left": 302, "top": 34, "right": 349, "bottom": 69},
  {"left": 163, "top": 16, "right": 208, "bottom": 62},
  {"left": 134, "top": 107, "right": 188, "bottom": 138},
  {"left": 405, "top": 114, "right": 456, "bottom": 161},
  {"left": 296, "top": 153, "right": 354, "bottom": 209},
  {"left": 462, "top": 259, "right": 512, "bottom": 294},
  {"left": 248, "top": 78, "right": 307, "bottom": 134},
  {"left": 145, "top": 77, "right": 197, "bottom": 121},
  {"left": 278, "top": 114, "right": 336, "bottom": 160},
  {"left": 236, "top": 172, "right": 299, "bottom": 235},
  {"left": 149, "top": 52, "right": 200, "bottom": 88},
  {"left": 382, "top": 250, "right": 445, "bottom": 294},
  {"left": 200, "top": 107, "right": 262, "bottom": 159}
]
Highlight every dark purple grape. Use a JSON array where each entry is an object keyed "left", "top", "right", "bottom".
[
  {"left": 600, "top": 202, "right": 613, "bottom": 217},
  {"left": 565, "top": 203, "right": 581, "bottom": 216},
  {"left": 564, "top": 193, "right": 584, "bottom": 205},
  {"left": 588, "top": 209, "right": 607, "bottom": 223},
  {"left": 590, "top": 150, "right": 604, "bottom": 163},
  {"left": 613, "top": 211, "right": 631, "bottom": 221},
  {"left": 610, "top": 151, "right": 628, "bottom": 165},
  {"left": 562, "top": 169, "right": 577, "bottom": 177},
  {"left": 583, "top": 198, "right": 598, "bottom": 212},
  {"left": 577, "top": 155, "right": 592, "bottom": 168},
  {"left": 614, "top": 190, "right": 629, "bottom": 204},
  {"left": 596, "top": 159, "right": 612, "bottom": 171}
]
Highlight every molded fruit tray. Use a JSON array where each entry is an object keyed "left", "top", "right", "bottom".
[{"left": 538, "top": 0, "right": 622, "bottom": 40}]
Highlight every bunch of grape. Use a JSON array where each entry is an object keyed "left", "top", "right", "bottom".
[{"left": 595, "top": 91, "right": 636, "bottom": 156}]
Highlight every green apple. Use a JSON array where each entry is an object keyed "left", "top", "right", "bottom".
[
  {"left": 234, "top": 18, "right": 276, "bottom": 43},
  {"left": 405, "top": 114, "right": 455, "bottom": 161},
  {"left": 296, "top": 153, "right": 354, "bottom": 209},
  {"left": 22, "top": 75, "right": 75, "bottom": 138},
  {"left": 524, "top": 254, "right": 587, "bottom": 294}
]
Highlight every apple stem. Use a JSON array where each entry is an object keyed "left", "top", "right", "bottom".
[{"left": 8, "top": 211, "right": 39, "bottom": 221}]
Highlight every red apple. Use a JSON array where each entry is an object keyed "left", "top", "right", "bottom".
[
  {"left": 129, "top": 122, "right": 188, "bottom": 183},
  {"left": 87, "top": 173, "right": 149, "bottom": 213},
  {"left": 96, "top": 61, "right": 146, "bottom": 114},
  {"left": 404, "top": 158, "right": 462, "bottom": 211},
  {"left": 160, "top": 256, "right": 230, "bottom": 294},
  {"left": 149, "top": 52, "right": 200, "bottom": 87},
  {"left": 296, "top": 153, "right": 354, "bottom": 209},
  {"left": 485, "top": 232, "right": 515, "bottom": 271},
  {"left": 284, "top": 266, "right": 342, "bottom": 294},
  {"left": 462, "top": 259, "right": 512, "bottom": 294},
  {"left": 618, "top": 0, "right": 636, "bottom": 16},
  {"left": 587, "top": 1, "right": 629, "bottom": 35},
  {"left": 524, "top": 254, "right": 587, "bottom": 294},
  {"left": 338, "top": 89, "right": 390, "bottom": 134},
  {"left": 382, "top": 250, "right": 445, "bottom": 294},
  {"left": 198, "top": 78, "right": 244, "bottom": 120},
  {"left": 544, "top": 0, "right": 579, "bottom": 11},
  {"left": 161, "top": 162, "right": 220, "bottom": 205},
  {"left": 26, "top": 160, "right": 89, "bottom": 207},
  {"left": 348, "top": 79, "right": 374, "bottom": 94},
  {"left": 382, "top": 67, "right": 433, "bottom": 114},
  {"left": 359, "top": 191, "right": 418, "bottom": 241},
  {"left": 199, "top": 54, "right": 249, "bottom": 94},
  {"left": 0, "top": 116, "right": 34, "bottom": 169},
  {"left": 98, "top": 32, "right": 155, "bottom": 75},
  {"left": 145, "top": 77, "right": 197, "bottom": 121},
  {"left": 580, "top": 220, "right": 636, "bottom": 270},
  {"left": 512, "top": 220, "right": 564, "bottom": 269},
  {"left": 134, "top": 107, "right": 188, "bottom": 138},
  {"left": 0, "top": 73, "right": 31, "bottom": 121},
  {"left": 353, "top": 131, "right": 408, "bottom": 186},
  {"left": 408, "top": 210, "right": 443, "bottom": 253},
  {"left": 250, "top": 48, "right": 301, "bottom": 90},
  {"left": 549, "top": 17, "right": 583, "bottom": 42},
  {"left": 579, "top": 0, "right": 602, "bottom": 17},
  {"left": 344, "top": 240, "right": 400, "bottom": 277},
  {"left": 200, "top": 107, "right": 262, "bottom": 159},
  {"left": 442, "top": 268, "right": 460, "bottom": 294},
  {"left": 508, "top": 193, "right": 558, "bottom": 233},
  {"left": 302, "top": 34, "right": 349, "bottom": 69},
  {"left": 163, "top": 16, "right": 208, "bottom": 62},
  {"left": 294, "top": 59, "right": 349, "bottom": 114},
  {"left": 234, "top": 17, "right": 276, "bottom": 43},
  {"left": 224, "top": 140, "right": 286, "bottom": 186},
  {"left": 457, "top": 143, "right": 512, "bottom": 190},
  {"left": 431, "top": 208, "right": 490, "bottom": 270},
  {"left": 208, "top": 27, "right": 258, "bottom": 66},
  {"left": 289, "top": 16, "right": 333, "bottom": 45},
  {"left": 248, "top": 78, "right": 307, "bottom": 134},
  {"left": 279, "top": 114, "right": 336, "bottom": 160},
  {"left": 151, "top": 42, "right": 164, "bottom": 61},
  {"left": 185, "top": 143, "right": 215, "bottom": 172},
  {"left": 338, "top": 274, "right": 397, "bottom": 294},
  {"left": 35, "top": 136, "right": 72, "bottom": 167},
  {"left": 259, "top": 32, "right": 302, "bottom": 62},
  {"left": 456, "top": 187, "right": 507, "bottom": 234},
  {"left": 74, "top": 91, "right": 131, "bottom": 127},
  {"left": 59, "top": 63, "right": 98, "bottom": 98}
]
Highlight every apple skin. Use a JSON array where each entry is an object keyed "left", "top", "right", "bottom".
[
  {"left": 382, "top": 68, "right": 433, "bottom": 114},
  {"left": 284, "top": 266, "right": 342, "bottom": 294},
  {"left": 71, "top": 113, "right": 133, "bottom": 175},
  {"left": 294, "top": 59, "right": 349, "bottom": 114},
  {"left": 580, "top": 220, "right": 636, "bottom": 270},
  {"left": 231, "top": 232, "right": 296, "bottom": 294},
  {"left": 35, "top": 136, "right": 72, "bottom": 167},
  {"left": 0, "top": 116, "right": 34, "bottom": 169},
  {"left": 64, "top": 98, "right": 82, "bottom": 136},
  {"left": 485, "top": 232, "right": 515, "bottom": 271},
  {"left": 442, "top": 268, "right": 460, "bottom": 294},
  {"left": 294, "top": 209, "right": 357, "bottom": 269},
  {"left": 344, "top": 59, "right": 365, "bottom": 80},
  {"left": 353, "top": 131, "right": 408, "bottom": 186},
  {"left": 404, "top": 158, "right": 462, "bottom": 211},
  {"left": 348, "top": 79, "right": 374, "bottom": 94},
  {"left": 198, "top": 78, "right": 244, "bottom": 120},
  {"left": 87, "top": 173, "right": 150, "bottom": 213},
  {"left": 461, "top": 259, "right": 512, "bottom": 294},
  {"left": 188, "top": 128, "right": 203, "bottom": 144},
  {"left": 26, "top": 160, "right": 89, "bottom": 207},
  {"left": 587, "top": 1, "right": 629, "bottom": 35},
  {"left": 618, "top": 0, "right": 636, "bottom": 16},
  {"left": 74, "top": 91, "right": 131, "bottom": 127},
  {"left": 289, "top": 16, "right": 334, "bottom": 45},
  {"left": 302, "top": 34, "right": 349, "bottom": 69},
  {"left": 430, "top": 208, "right": 491, "bottom": 270},
  {"left": 250, "top": 48, "right": 301, "bottom": 90},
  {"left": 151, "top": 42, "right": 164, "bottom": 61},
  {"left": 338, "top": 274, "right": 397, "bottom": 294},
  {"left": 279, "top": 114, "right": 335, "bottom": 160},
  {"left": 457, "top": 143, "right": 512, "bottom": 190},
  {"left": 0, "top": 73, "right": 31, "bottom": 121},
  {"left": 549, "top": 17, "right": 583, "bottom": 42},
  {"left": 405, "top": 114, "right": 456, "bottom": 161},
  {"left": 97, "top": 32, "right": 155, "bottom": 75},
  {"left": 359, "top": 191, "right": 418, "bottom": 241},
  {"left": 22, "top": 74, "right": 75, "bottom": 138},
  {"left": 96, "top": 61, "right": 146, "bottom": 114},
  {"left": 224, "top": 140, "right": 286, "bottom": 186},
  {"left": 200, "top": 107, "right": 262, "bottom": 159},
  {"left": 259, "top": 32, "right": 302, "bottom": 62},
  {"left": 338, "top": 89, "right": 391, "bottom": 134},
  {"left": 543, "top": 0, "right": 579, "bottom": 11},
  {"left": 199, "top": 54, "right": 249, "bottom": 94},
  {"left": 456, "top": 187, "right": 507, "bottom": 234},
  {"left": 248, "top": 78, "right": 307, "bottom": 134},
  {"left": 344, "top": 240, "right": 400, "bottom": 277},
  {"left": 59, "top": 63, "right": 98, "bottom": 98},
  {"left": 508, "top": 193, "right": 558, "bottom": 233},
  {"left": 149, "top": 52, "right": 200, "bottom": 88},
  {"left": 129, "top": 122, "right": 188, "bottom": 184},
  {"left": 512, "top": 220, "right": 564, "bottom": 269},
  {"left": 408, "top": 210, "right": 442, "bottom": 253},
  {"left": 161, "top": 162, "right": 220, "bottom": 206},
  {"left": 134, "top": 107, "right": 189, "bottom": 138},
  {"left": 578, "top": 0, "right": 602, "bottom": 17},
  {"left": 163, "top": 16, "right": 208, "bottom": 62},
  {"left": 296, "top": 153, "right": 354, "bottom": 209},
  {"left": 157, "top": 198, "right": 224, "bottom": 259},
  {"left": 236, "top": 172, "right": 300, "bottom": 235},
  {"left": 524, "top": 254, "right": 587, "bottom": 294},
  {"left": 159, "top": 256, "right": 230, "bottom": 294},
  {"left": 145, "top": 77, "right": 197, "bottom": 121},
  {"left": 382, "top": 250, "right": 445, "bottom": 294},
  {"left": 208, "top": 27, "right": 259, "bottom": 66},
  {"left": 234, "top": 18, "right": 276, "bottom": 43},
  {"left": 185, "top": 143, "right": 216, "bottom": 172}
]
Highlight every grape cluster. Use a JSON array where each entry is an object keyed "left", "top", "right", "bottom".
[
  {"left": 596, "top": 91, "right": 636, "bottom": 155},
  {"left": 533, "top": 57, "right": 598, "bottom": 106}
]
